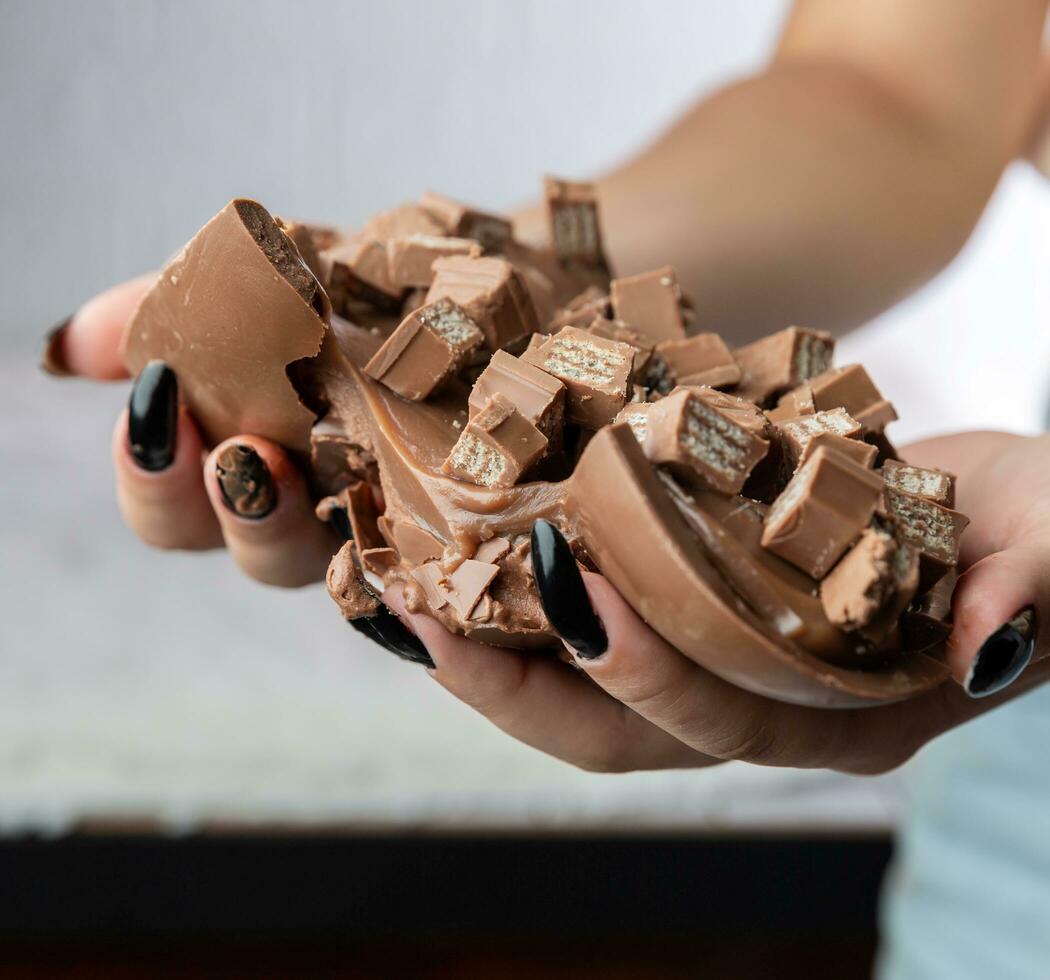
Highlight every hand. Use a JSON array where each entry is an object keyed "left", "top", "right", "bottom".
[
  {"left": 42, "top": 277, "right": 338, "bottom": 586},
  {"left": 384, "top": 432, "right": 1049, "bottom": 774}
]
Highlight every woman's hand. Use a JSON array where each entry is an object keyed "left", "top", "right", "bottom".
[
  {"left": 384, "top": 431, "right": 1049, "bottom": 775},
  {"left": 42, "top": 277, "right": 338, "bottom": 586}
]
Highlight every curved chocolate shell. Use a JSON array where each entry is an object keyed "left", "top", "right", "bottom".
[{"left": 568, "top": 424, "right": 950, "bottom": 708}]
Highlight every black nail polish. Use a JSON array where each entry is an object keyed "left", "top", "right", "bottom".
[
  {"left": 329, "top": 507, "right": 353, "bottom": 542},
  {"left": 40, "top": 316, "right": 73, "bottom": 376},
  {"left": 127, "top": 361, "right": 177, "bottom": 471},
  {"left": 351, "top": 609, "right": 435, "bottom": 668},
  {"left": 530, "top": 519, "right": 607, "bottom": 659},
  {"left": 966, "top": 607, "right": 1036, "bottom": 698},
  {"left": 215, "top": 444, "right": 276, "bottom": 519}
]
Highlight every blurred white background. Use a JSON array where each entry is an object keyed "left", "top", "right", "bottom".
[{"left": 1, "top": 0, "right": 1047, "bottom": 834}]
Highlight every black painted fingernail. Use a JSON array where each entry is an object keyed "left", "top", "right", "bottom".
[
  {"left": 215, "top": 444, "right": 276, "bottom": 519},
  {"left": 351, "top": 609, "right": 435, "bottom": 668},
  {"left": 330, "top": 507, "right": 353, "bottom": 542},
  {"left": 128, "top": 360, "right": 178, "bottom": 471},
  {"left": 40, "top": 316, "right": 73, "bottom": 376},
  {"left": 966, "top": 607, "right": 1037, "bottom": 698},
  {"left": 530, "top": 519, "right": 607, "bottom": 659}
]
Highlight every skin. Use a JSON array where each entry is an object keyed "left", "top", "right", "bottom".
[{"left": 57, "top": 0, "right": 1050, "bottom": 773}]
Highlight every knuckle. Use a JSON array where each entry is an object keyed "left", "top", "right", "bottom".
[{"left": 706, "top": 721, "right": 783, "bottom": 765}]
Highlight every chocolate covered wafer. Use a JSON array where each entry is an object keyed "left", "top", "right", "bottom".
[
  {"left": 544, "top": 176, "right": 608, "bottom": 270},
  {"left": 883, "top": 486, "right": 969, "bottom": 590},
  {"left": 610, "top": 266, "right": 687, "bottom": 343},
  {"left": 773, "top": 408, "right": 868, "bottom": 470},
  {"left": 468, "top": 349, "right": 566, "bottom": 443},
  {"left": 656, "top": 333, "right": 741, "bottom": 389},
  {"left": 733, "top": 326, "right": 834, "bottom": 405},
  {"left": 882, "top": 459, "right": 956, "bottom": 508},
  {"left": 387, "top": 235, "right": 482, "bottom": 289},
  {"left": 806, "top": 364, "right": 898, "bottom": 432},
  {"left": 442, "top": 393, "right": 548, "bottom": 487},
  {"left": 549, "top": 286, "right": 610, "bottom": 331},
  {"left": 421, "top": 191, "right": 512, "bottom": 253}
]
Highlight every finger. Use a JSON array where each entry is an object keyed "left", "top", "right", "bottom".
[
  {"left": 383, "top": 586, "right": 717, "bottom": 773},
  {"left": 947, "top": 547, "right": 1047, "bottom": 697},
  {"left": 112, "top": 362, "right": 223, "bottom": 550},
  {"left": 203, "top": 436, "right": 340, "bottom": 588},
  {"left": 44, "top": 273, "right": 156, "bottom": 379}
]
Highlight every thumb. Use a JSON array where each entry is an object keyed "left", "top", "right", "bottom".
[{"left": 948, "top": 545, "right": 1047, "bottom": 698}]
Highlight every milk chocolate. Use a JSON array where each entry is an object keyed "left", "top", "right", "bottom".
[
  {"left": 586, "top": 317, "right": 655, "bottom": 383},
  {"left": 387, "top": 235, "right": 482, "bottom": 289},
  {"left": 549, "top": 286, "right": 611, "bottom": 331},
  {"left": 364, "top": 299, "right": 484, "bottom": 401},
  {"left": 642, "top": 387, "right": 770, "bottom": 495},
  {"left": 610, "top": 266, "right": 687, "bottom": 342},
  {"left": 474, "top": 536, "right": 512, "bottom": 564},
  {"left": 902, "top": 570, "right": 956, "bottom": 653},
  {"left": 389, "top": 521, "right": 445, "bottom": 565},
  {"left": 774, "top": 408, "right": 865, "bottom": 470},
  {"left": 806, "top": 364, "right": 898, "bottom": 432},
  {"left": 324, "top": 235, "right": 403, "bottom": 310},
  {"left": 327, "top": 541, "right": 381, "bottom": 620},
  {"left": 882, "top": 459, "right": 956, "bottom": 508},
  {"left": 767, "top": 384, "right": 816, "bottom": 423},
  {"left": 733, "top": 327, "right": 835, "bottom": 405},
  {"left": 468, "top": 349, "right": 566, "bottom": 442},
  {"left": 412, "top": 558, "right": 501, "bottom": 619},
  {"left": 544, "top": 176, "right": 608, "bottom": 270},
  {"left": 761, "top": 446, "right": 883, "bottom": 578},
  {"left": 121, "top": 199, "right": 329, "bottom": 452},
  {"left": 275, "top": 218, "right": 329, "bottom": 282},
  {"left": 316, "top": 479, "right": 385, "bottom": 552},
  {"left": 655, "top": 333, "right": 741, "bottom": 389},
  {"left": 884, "top": 486, "right": 969, "bottom": 590},
  {"left": 442, "top": 394, "right": 548, "bottom": 487},
  {"left": 421, "top": 191, "right": 513, "bottom": 252},
  {"left": 521, "top": 325, "right": 634, "bottom": 429},
  {"left": 426, "top": 255, "right": 540, "bottom": 351}
]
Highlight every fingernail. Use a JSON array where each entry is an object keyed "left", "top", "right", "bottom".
[
  {"left": 965, "top": 607, "right": 1037, "bottom": 698},
  {"left": 128, "top": 360, "right": 178, "bottom": 471},
  {"left": 530, "top": 519, "right": 607, "bottom": 659},
  {"left": 330, "top": 507, "right": 354, "bottom": 542},
  {"left": 215, "top": 444, "right": 276, "bottom": 519},
  {"left": 351, "top": 609, "right": 435, "bottom": 668},
  {"left": 40, "top": 316, "right": 73, "bottom": 376}
]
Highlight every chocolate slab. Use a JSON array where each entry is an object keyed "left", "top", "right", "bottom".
[
  {"left": 655, "top": 333, "right": 741, "bottom": 388},
  {"left": 121, "top": 199, "right": 329, "bottom": 452},
  {"left": 388, "top": 235, "right": 482, "bottom": 289},
  {"left": 733, "top": 326, "right": 835, "bottom": 405},
  {"left": 609, "top": 266, "right": 687, "bottom": 342},
  {"left": 544, "top": 176, "right": 608, "bottom": 270}
]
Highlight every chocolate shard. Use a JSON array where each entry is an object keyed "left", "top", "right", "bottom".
[
  {"left": 882, "top": 458, "right": 956, "bottom": 508},
  {"left": 411, "top": 558, "right": 501, "bottom": 620},
  {"left": 327, "top": 541, "right": 381, "bottom": 620},
  {"left": 474, "top": 536, "right": 511, "bottom": 564},
  {"left": 641, "top": 387, "right": 770, "bottom": 495},
  {"left": 548, "top": 286, "right": 611, "bottom": 332},
  {"left": 609, "top": 266, "right": 687, "bottom": 343},
  {"left": 806, "top": 364, "right": 898, "bottom": 432},
  {"left": 426, "top": 255, "right": 540, "bottom": 351},
  {"left": 389, "top": 521, "right": 445, "bottom": 565},
  {"left": 364, "top": 298, "right": 484, "bottom": 401},
  {"left": 421, "top": 191, "right": 513, "bottom": 253},
  {"left": 761, "top": 446, "right": 883, "bottom": 579},
  {"left": 360, "top": 546, "right": 399, "bottom": 576},
  {"left": 442, "top": 393, "right": 548, "bottom": 487},
  {"left": 468, "top": 349, "right": 566, "bottom": 447},
  {"left": 316, "top": 480, "right": 386, "bottom": 552},
  {"left": 521, "top": 325, "right": 634, "bottom": 429},
  {"left": 883, "top": 486, "right": 969, "bottom": 591},
  {"left": 733, "top": 326, "right": 835, "bottom": 405},
  {"left": 121, "top": 199, "right": 329, "bottom": 452},
  {"left": 655, "top": 333, "right": 741, "bottom": 389},
  {"left": 544, "top": 176, "right": 608, "bottom": 270},
  {"left": 387, "top": 234, "right": 482, "bottom": 289}
]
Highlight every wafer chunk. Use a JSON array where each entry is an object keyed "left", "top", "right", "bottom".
[
  {"left": 881, "top": 459, "right": 956, "bottom": 508},
  {"left": 544, "top": 176, "right": 608, "bottom": 269},
  {"left": 614, "top": 401, "right": 657, "bottom": 446},
  {"left": 773, "top": 408, "right": 870, "bottom": 470},
  {"left": 733, "top": 326, "right": 835, "bottom": 404},
  {"left": 364, "top": 299, "right": 484, "bottom": 401},
  {"left": 387, "top": 235, "right": 482, "bottom": 288},
  {"left": 642, "top": 387, "right": 770, "bottom": 494},
  {"left": 761, "top": 446, "right": 883, "bottom": 578},
  {"left": 468, "top": 349, "right": 566, "bottom": 443},
  {"left": 421, "top": 191, "right": 512, "bottom": 252},
  {"left": 806, "top": 364, "right": 898, "bottom": 432},
  {"left": 884, "top": 486, "right": 969, "bottom": 590},
  {"left": 426, "top": 255, "right": 539, "bottom": 351},
  {"left": 609, "top": 266, "right": 687, "bottom": 342},
  {"left": 586, "top": 317, "right": 654, "bottom": 383},
  {"left": 522, "top": 325, "right": 635, "bottom": 429},
  {"left": 655, "top": 333, "right": 741, "bottom": 389},
  {"left": 442, "top": 394, "right": 548, "bottom": 487}
]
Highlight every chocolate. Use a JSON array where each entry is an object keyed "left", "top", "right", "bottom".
[
  {"left": 902, "top": 570, "right": 956, "bottom": 653},
  {"left": 275, "top": 218, "right": 329, "bottom": 282},
  {"left": 586, "top": 317, "right": 655, "bottom": 383},
  {"left": 882, "top": 458, "right": 956, "bottom": 508},
  {"left": 767, "top": 384, "right": 816, "bottom": 423},
  {"left": 548, "top": 286, "right": 611, "bottom": 331},
  {"left": 364, "top": 299, "right": 484, "bottom": 401},
  {"left": 389, "top": 520, "right": 445, "bottom": 565},
  {"left": 655, "top": 333, "right": 741, "bottom": 389},
  {"left": 883, "top": 486, "right": 969, "bottom": 590},
  {"left": 121, "top": 199, "right": 329, "bottom": 452},
  {"left": 733, "top": 327, "right": 835, "bottom": 405},
  {"left": 426, "top": 255, "right": 540, "bottom": 351},
  {"left": 387, "top": 235, "right": 482, "bottom": 289},
  {"left": 323, "top": 235, "right": 403, "bottom": 310},
  {"left": 642, "top": 387, "right": 770, "bottom": 494},
  {"left": 521, "top": 325, "right": 634, "bottom": 428},
  {"left": 474, "top": 536, "right": 512, "bottom": 564},
  {"left": 468, "top": 349, "right": 566, "bottom": 442},
  {"left": 327, "top": 541, "right": 380, "bottom": 620},
  {"left": 773, "top": 408, "right": 867, "bottom": 470},
  {"left": 544, "top": 176, "right": 608, "bottom": 270},
  {"left": 806, "top": 364, "right": 898, "bottom": 432},
  {"left": 421, "top": 191, "right": 513, "bottom": 253},
  {"left": 761, "top": 446, "right": 883, "bottom": 579},
  {"left": 609, "top": 266, "right": 687, "bottom": 342},
  {"left": 442, "top": 394, "right": 548, "bottom": 487}
]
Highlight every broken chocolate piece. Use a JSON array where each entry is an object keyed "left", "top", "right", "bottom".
[
  {"left": 766, "top": 383, "right": 816, "bottom": 423},
  {"left": 426, "top": 255, "right": 540, "bottom": 351},
  {"left": 544, "top": 176, "right": 608, "bottom": 270},
  {"left": 275, "top": 217, "right": 330, "bottom": 283},
  {"left": 773, "top": 408, "right": 865, "bottom": 470},
  {"left": 468, "top": 349, "right": 566, "bottom": 442},
  {"left": 421, "top": 191, "right": 513, "bottom": 252},
  {"left": 586, "top": 317, "right": 654, "bottom": 383},
  {"left": 324, "top": 235, "right": 403, "bottom": 310},
  {"left": 360, "top": 546, "right": 399, "bottom": 576},
  {"left": 733, "top": 327, "right": 835, "bottom": 405},
  {"left": 442, "top": 394, "right": 548, "bottom": 487},
  {"left": 902, "top": 570, "right": 957, "bottom": 653},
  {"left": 390, "top": 521, "right": 445, "bottom": 565},
  {"left": 884, "top": 486, "right": 969, "bottom": 591},
  {"left": 609, "top": 266, "right": 687, "bottom": 342},
  {"left": 882, "top": 459, "right": 956, "bottom": 508},
  {"left": 641, "top": 387, "right": 770, "bottom": 494},
  {"left": 761, "top": 446, "right": 883, "bottom": 578},
  {"left": 655, "top": 333, "right": 741, "bottom": 389},
  {"left": 474, "top": 536, "right": 512, "bottom": 564},
  {"left": 327, "top": 541, "right": 381, "bottom": 620},
  {"left": 549, "top": 286, "right": 611, "bottom": 331},
  {"left": 387, "top": 235, "right": 482, "bottom": 289},
  {"left": 806, "top": 364, "right": 898, "bottom": 432},
  {"left": 364, "top": 299, "right": 484, "bottom": 401},
  {"left": 521, "top": 325, "right": 634, "bottom": 429}
]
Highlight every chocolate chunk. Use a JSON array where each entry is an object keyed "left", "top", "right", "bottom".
[
  {"left": 549, "top": 286, "right": 611, "bottom": 331},
  {"left": 773, "top": 408, "right": 865, "bottom": 470},
  {"left": 323, "top": 235, "right": 403, "bottom": 310},
  {"left": 766, "top": 383, "right": 816, "bottom": 423},
  {"left": 316, "top": 480, "right": 385, "bottom": 552},
  {"left": 389, "top": 521, "right": 445, "bottom": 564},
  {"left": 442, "top": 394, "right": 548, "bottom": 487},
  {"left": 610, "top": 266, "right": 687, "bottom": 342},
  {"left": 364, "top": 299, "right": 484, "bottom": 401},
  {"left": 387, "top": 235, "right": 482, "bottom": 289},
  {"left": 544, "top": 176, "right": 608, "bottom": 270},
  {"left": 412, "top": 558, "right": 501, "bottom": 619},
  {"left": 426, "top": 255, "right": 540, "bottom": 351},
  {"left": 421, "top": 191, "right": 513, "bottom": 252},
  {"left": 360, "top": 547, "right": 399, "bottom": 576},
  {"left": 521, "top": 325, "right": 634, "bottom": 429},
  {"left": 121, "top": 199, "right": 329, "bottom": 452},
  {"left": 468, "top": 349, "right": 566, "bottom": 444},
  {"left": 614, "top": 401, "right": 656, "bottom": 446},
  {"left": 733, "top": 326, "right": 835, "bottom": 405},
  {"left": 882, "top": 459, "right": 956, "bottom": 508},
  {"left": 641, "top": 387, "right": 770, "bottom": 494},
  {"left": 902, "top": 571, "right": 956, "bottom": 653},
  {"left": 655, "top": 333, "right": 741, "bottom": 389},
  {"left": 883, "top": 486, "right": 969, "bottom": 591},
  {"left": 474, "top": 536, "right": 511, "bottom": 564},
  {"left": 806, "top": 364, "right": 898, "bottom": 432},
  {"left": 761, "top": 446, "right": 883, "bottom": 578},
  {"left": 327, "top": 541, "right": 380, "bottom": 620},
  {"left": 586, "top": 316, "right": 654, "bottom": 383}
]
